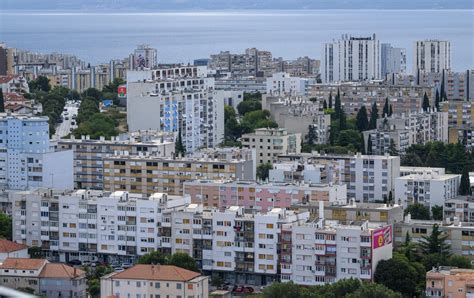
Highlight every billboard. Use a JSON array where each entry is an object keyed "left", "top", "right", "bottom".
[
  {"left": 372, "top": 225, "right": 392, "bottom": 249},
  {"left": 118, "top": 85, "right": 127, "bottom": 98}
]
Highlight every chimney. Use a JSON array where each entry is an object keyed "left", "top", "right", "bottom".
[{"left": 73, "top": 267, "right": 77, "bottom": 277}]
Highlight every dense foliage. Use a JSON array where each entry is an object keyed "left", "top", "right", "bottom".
[
  {"left": 0, "top": 213, "right": 12, "bottom": 240},
  {"left": 137, "top": 251, "right": 199, "bottom": 272}
]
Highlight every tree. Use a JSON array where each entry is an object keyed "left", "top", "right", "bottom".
[
  {"left": 82, "top": 88, "right": 102, "bottom": 102},
  {"left": 29, "top": 76, "right": 51, "bottom": 92},
  {"left": 405, "top": 231, "right": 411, "bottom": 246},
  {"left": 328, "top": 92, "right": 333, "bottom": 109},
  {"left": 338, "top": 109, "right": 347, "bottom": 130},
  {"left": 73, "top": 113, "right": 118, "bottom": 139},
  {"left": 388, "top": 191, "right": 394, "bottom": 204},
  {"left": 167, "top": 252, "right": 199, "bottom": 272},
  {"left": 28, "top": 246, "right": 42, "bottom": 259},
  {"left": 323, "top": 99, "right": 328, "bottom": 110},
  {"left": 261, "top": 282, "right": 302, "bottom": 298},
  {"left": 389, "top": 104, "right": 393, "bottom": 116},
  {"left": 422, "top": 92, "right": 430, "bottom": 112},
  {"left": 175, "top": 126, "right": 186, "bottom": 156},
  {"left": 355, "top": 106, "right": 369, "bottom": 132},
  {"left": 388, "top": 139, "right": 398, "bottom": 156},
  {"left": 334, "top": 89, "right": 342, "bottom": 120},
  {"left": 448, "top": 255, "right": 472, "bottom": 269},
  {"left": 306, "top": 125, "right": 317, "bottom": 145},
  {"left": 87, "top": 278, "right": 100, "bottom": 297},
  {"left": 419, "top": 224, "right": 451, "bottom": 258},
  {"left": 435, "top": 89, "right": 440, "bottom": 110},
  {"left": 369, "top": 102, "right": 378, "bottom": 129},
  {"left": 382, "top": 97, "right": 389, "bottom": 118},
  {"left": 404, "top": 203, "right": 430, "bottom": 220},
  {"left": 459, "top": 167, "right": 472, "bottom": 195},
  {"left": 346, "top": 283, "right": 402, "bottom": 298},
  {"left": 0, "top": 213, "right": 12, "bottom": 240},
  {"left": 374, "top": 253, "right": 424, "bottom": 297},
  {"left": 0, "top": 88, "right": 4, "bottom": 113},
  {"left": 257, "top": 163, "right": 273, "bottom": 181},
  {"left": 137, "top": 251, "right": 167, "bottom": 265},
  {"left": 440, "top": 71, "right": 447, "bottom": 101},
  {"left": 431, "top": 205, "right": 443, "bottom": 220},
  {"left": 366, "top": 134, "right": 373, "bottom": 155},
  {"left": 337, "top": 130, "right": 362, "bottom": 151}
]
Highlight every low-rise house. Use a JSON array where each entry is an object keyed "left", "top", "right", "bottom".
[
  {"left": 0, "top": 239, "right": 29, "bottom": 263},
  {"left": 426, "top": 267, "right": 474, "bottom": 298}
]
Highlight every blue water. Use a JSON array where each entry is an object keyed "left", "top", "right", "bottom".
[{"left": 0, "top": 10, "right": 473, "bottom": 71}]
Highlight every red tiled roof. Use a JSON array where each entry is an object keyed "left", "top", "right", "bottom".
[
  {"left": 111, "top": 265, "right": 200, "bottom": 282},
  {"left": 39, "top": 263, "right": 85, "bottom": 279},
  {"left": 4, "top": 92, "right": 26, "bottom": 102},
  {"left": 0, "top": 258, "right": 47, "bottom": 270},
  {"left": 0, "top": 239, "right": 28, "bottom": 253},
  {"left": 0, "top": 75, "right": 17, "bottom": 84}
]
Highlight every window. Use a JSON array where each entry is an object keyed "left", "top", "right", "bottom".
[
  {"left": 177, "top": 283, "right": 182, "bottom": 289},
  {"left": 155, "top": 282, "right": 160, "bottom": 288}
]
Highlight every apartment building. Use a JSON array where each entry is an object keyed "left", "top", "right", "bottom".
[
  {"left": 394, "top": 217, "right": 474, "bottom": 262},
  {"left": 100, "top": 265, "right": 209, "bottom": 298},
  {"left": 126, "top": 66, "right": 222, "bottom": 152},
  {"left": 183, "top": 179, "right": 347, "bottom": 212},
  {"left": 242, "top": 128, "right": 301, "bottom": 165},
  {"left": 269, "top": 159, "right": 341, "bottom": 185},
  {"left": 0, "top": 75, "right": 29, "bottom": 94},
  {"left": 0, "top": 114, "right": 73, "bottom": 190},
  {"left": 131, "top": 44, "right": 157, "bottom": 70},
  {"left": 0, "top": 258, "right": 86, "bottom": 297},
  {"left": 11, "top": 188, "right": 192, "bottom": 263},
  {"left": 58, "top": 132, "right": 175, "bottom": 189},
  {"left": 322, "top": 34, "right": 381, "bottom": 83},
  {"left": 263, "top": 95, "right": 330, "bottom": 143},
  {"left": 426, "top": 267, "right": 474, "bottom": 298},
  {"left": 214, "top": 77, "right": 267, "bottom": 93},
  {"left": 440, "top": 100, "right": 474, "bottom": 148},
  {"left": 400, "top": 166, "right": 445, "bottom": 177},
  {"left": 362, "top": 109, "right": 449, "bottom": 155},
  {"left": 309, "top": 82, "right": 432, "bottom": 117},
  {"left": 444, "top": 196, "right": 474, "bottom": 223},
  {"left": 282, "top": 218, "right": 392, "bottom": 285},
  {"left": 213, "top": 90, "right": 243, "bottom": 113},
  {"left": 292, "top": 201, "right": 403, "bottom": 225},
  {"left": 208, "top": 48, "right": 275, "bottom": 77},
  {"left": 103, "top": 150, "right": 255, "bottom": 197},
  {"left": 395, "top": 172, "right": 461, "bottom": 209},
  {"left": 380, "top": 43, "right": 407, "bottom": 77},
  {"left": 414, "top": 40, "right": 451, "bottom": 74},
  {"left": 266, "top": 72, "right": 316, "bottom": 96},
  {"left": 277, "top": 153, "right": 400, "bottom": 203}
]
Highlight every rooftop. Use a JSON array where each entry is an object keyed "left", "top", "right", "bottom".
[
  {"left": 0, "top": 239, "right": 28, "bottom": 253},
  {"left": 110, "top": 264, "right": 201, "bottom": 282},
  {"left": 39, "top": 263, "right": 85, "bottom": 279},
  {"left": 0, "top": 258, "right": 47, "bottom": 270}
]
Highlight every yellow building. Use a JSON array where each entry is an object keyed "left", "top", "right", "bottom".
[{"left": 426, "top": 267, "right": 474, "bottom": 298}]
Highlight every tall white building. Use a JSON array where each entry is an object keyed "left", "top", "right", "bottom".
[
  {"left": 381, "top": 43, "right": 407, "bottom": 77},
  {"left": 414, "top": 40, "right": 451, "bottom": 74},
  {"left": 266, "top": 72, "right": 316, "bottom": 96},
  {"left": 322, "top": 34, "right": 381, "bottom": 83},
  {"left": 0, "top": 114, "right": 73, "bottom": 190},
  {"left": 126, "top": 66, "right": 222, "bottom": 152},
  {"left": 132, "top": 44, "right": 157, "bottom": 70}
]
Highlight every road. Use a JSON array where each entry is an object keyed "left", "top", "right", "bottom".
[{"left": 52, "top": 102, "right": 79, "bottom": 140}]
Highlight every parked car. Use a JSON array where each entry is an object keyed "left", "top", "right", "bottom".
[
  {"left": 65, "top": 117, "right": 69, "bottom": 120},
  {"left": 68, "top": 259, "right": 82, "bottom": 266},
  {"left": 114, "top": 267, "right": 124, "bottom": 272},
  {"left": 121, "top": 263, "right": 132, "bottom": 269}
]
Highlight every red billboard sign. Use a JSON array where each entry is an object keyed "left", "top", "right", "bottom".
[
  {"left": 372, "top": 225, "right": 392, "bottom": 249},
  {"left": 118, "top": 85, "right": 127, "bottom": 98}
]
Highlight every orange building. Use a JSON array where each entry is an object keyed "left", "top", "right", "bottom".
[{"left": 426, "top": 267, "right": 474, "bottom": 298}]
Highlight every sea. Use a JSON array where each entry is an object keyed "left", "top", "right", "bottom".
[{"left": 0, "top": 10, "right": 473, "bottom": 71}]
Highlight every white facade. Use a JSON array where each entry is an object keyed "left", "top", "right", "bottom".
[
  {"left": 395, "top": 172, "right": 461, "bottom": 209},
  {"left": 213, "top": 90, "right": 243, "bottom": 113},
  {"left": 381, "top": 43, "right": 407, "bottom": 76},
  {"left": 132, "top": 44, "right": 157, "bottom": 70},
  {"left": 126, "top": 66, "right": 221, "bottom": 152},
  {"left": 266, "top": 72, "right": 315, "bottom": 96},
  {"left": 0, "top": 114, "right": 73, "bottom": 190},
  {"left": 414, "top": 40, "right": 451, "bottom": 73},
  {"left": 322, "top": 34, "right": 381, "bottom": 83}
]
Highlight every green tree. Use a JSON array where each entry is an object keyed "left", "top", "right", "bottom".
[
  {"left": 175, "top": 126, "right": 186, "bottom": 156},
  {"left": 241, "top": 110, "right": 278, "bottom": 131},
  {"left": 29, "top": 76, "right": 51, "bottom": 92},
  {"left": 435, "top": 89, "right": 440, "bottom": 110},
  {"left": 167, "top": 252, "right": 199, "bottom": 272},
  {"left": 0, "top": 88, "right": 4, "bottom": 113},
  {"left": 73, "top": 113, "right": 118, "bottom": 139},
  {"left": 137, "top": 251, "right": 167, "bottom": 265},
  {"left": 261, "top": 282, "right": 303, "bottom": 298},
  {"left": 337, "top": 130, "right": 362, "bottom": 151},
  {"left": 257, "top": 163, "right": 273, "bottom": 181},
  {"left": 448, "top": 255, "right": 472, "bottom": 269},
  {"left": 431, "top": 205, "right": 443, "bottom": 220},
  {"left": 440, "top": 72, "right": 447, "bottom": 101},
  {"left": 369, "top": 102, "right": 378, "bottom": 129},
  {"left": 388, "top": 139, "right": 398, "bottom": 156},
  {"left": 382, "top": 97, "right": 390, "bottom": 117},
  {"left": 355, "top": 106, "right": 369, "bottom": 132},
  {"left": 374, "top": 253, "right": 424, "bottom": 297},
  {"left": 422, "top": 92, "right": 430, "bottom": 112},
  {"left": 389, "top": 104, "right": 393, "bottom": 116},
  {"left": 459, "top": 167, "right": 472, "bottom": 195},
  {"left": 0, "top": 213, "right": 12, "bottom": 240},
  {"left": 28, "top": 246, "right": 42, "bottom": 259},
  {"left": 323, "top": 99, "right": 328, "bottom": 110},
  {"left": 328, "top": 92, "right": 333, "bottom": 109},
  {"left": 306, "top": 125, "right": 317, "bottom": 145},
  {"left": 404, "top": 203, "right": 430, "bottom": 220},
  {"left": 346, "top": 283, "right": 402, "bottom": 298},
  {"left": 334, "top": 89, "right": 342, "bottom": 120},
  {"left": 87, "top": 278, "right": 100, "bottom": 297},
  {"left": 366, "top": 134, "right": 373, "bottom": 155},
  {"left": 419, "top": 224, "right": 451, "bottom": 257},
  {"left": 82, "top": 88, "right": 102, "bottom": 102}
]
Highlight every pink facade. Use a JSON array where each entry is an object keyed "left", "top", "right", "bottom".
[{"left": 183, "top": 181, "right": 343, "bottom": 212}]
